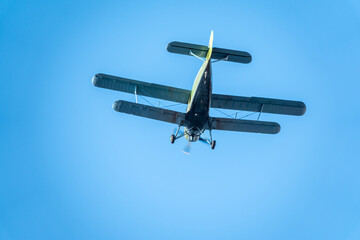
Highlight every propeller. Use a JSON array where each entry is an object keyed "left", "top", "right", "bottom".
[
  {"left": 182, "top": 141, "right": 192, "bottom": 154},
  {"left": 172, "top": 127, "right": 191, "bottom": 154},
  {"left": 173, "top": 128, "right": 211, "bottom": 154}
]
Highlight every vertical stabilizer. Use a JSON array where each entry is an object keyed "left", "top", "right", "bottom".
[{"left": 206, "top": 30, "right": 213, "bottom": 60}]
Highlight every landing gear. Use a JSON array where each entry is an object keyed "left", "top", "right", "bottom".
[
  {"left": 170, "top": 124, "right": 185, "bottom": 144},
  {"left": 199, "top": 129, "right": 216, "bottom": 150},
  {"left": 211, "top": 140, "right": 216, "bottom": 150}
]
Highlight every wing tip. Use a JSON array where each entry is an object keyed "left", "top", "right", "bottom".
[
  {"left": 92, "top": 73, "right": 104, "bottom": 87},
  {"left": 294, "top": 102, "right": 307, "bottom": 116},
  {"left": 263, "top": 122, "right": 281, "bottom": 134},
  {"left": 112, "top": 100, "right": 122, "bottom": 112},
  {"left": 300, "top": 102, "right": 307, "bottom": 116},
  {"left": 247, "top": 54, "right": 252, "bottom": 64},
  {"left": 274, "top": 122, "right": 281, "bottom": 134},
  {"left": 166, "top": 42, "right": 174, "bottom": 53},
  {"left": 167, "top": 41, "right": 184, "bottom": 53}
]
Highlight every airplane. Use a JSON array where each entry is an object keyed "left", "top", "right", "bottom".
[{"left": 92, "top": 31, "right": 306, "bottom": 150}]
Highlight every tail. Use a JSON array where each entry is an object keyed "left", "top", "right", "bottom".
[{"left": 206, "top": 30, "right": 213, "bottom": 61}]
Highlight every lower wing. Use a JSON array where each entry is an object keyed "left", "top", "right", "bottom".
[
  {"left": 208, "top": 117, "right": 280, "bottom": 134},
  {"left": 113, "top": 100, "right": 185, "bottom": 125},
  {"left": 113, "top": 100, "right": 279, "bottom": 134}
]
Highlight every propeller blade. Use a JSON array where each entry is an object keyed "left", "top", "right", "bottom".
[{"left": 182, "top": 141, "right": 191, "bottom": 154}]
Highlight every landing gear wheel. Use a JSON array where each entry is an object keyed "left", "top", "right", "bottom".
[
  {"left": 211, "top": 140, "right": 216, "bottom": 149},
  {"left": 170, "top": 134, "right": 175, "bottom": 144}
]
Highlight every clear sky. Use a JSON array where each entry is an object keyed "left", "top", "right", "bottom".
[{"left": 1, "top": 0, "right": 360, "bottom": 239}]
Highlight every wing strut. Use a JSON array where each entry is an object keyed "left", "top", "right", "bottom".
[
  {"left": 257, "top": 104, "right": 264, "bottom": 121},
  {"left": 189, "top": 50, "right": 205, "bottom": 61},
  {"left": 211, "top": 55, "right": 229, "bottom": 63},
  {"left": 134, "top": 86, "right": 138, "bottom": 103}
]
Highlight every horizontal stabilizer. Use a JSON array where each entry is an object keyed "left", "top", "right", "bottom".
[
  {"left": 208, "top": 117, "right": 280, "bottom": 134},
  {"left": 113, "top": 100, "right": 185, "bottom": 125},
  {"left": 211, "top": 94, "right": 306, "bottom": 116},
  {"left": 167, "top": 41, "right": 252, "bottom": 64},
  {"left": 93, "top": 73, "right": 190, "bottom": 104}
]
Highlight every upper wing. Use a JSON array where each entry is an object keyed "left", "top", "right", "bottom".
[
  {"left": 208, "top": 117, "right": 280, "bottom": 134},
  {"left": 211, "top": 94, "right": 306, "bottom": 116},
  {"left": 113, "top": 100, "right": 185, "bottom": 125},
  {"left": 167, "top": 41, "right": 252, "bottom": 64},
  {"left": 93, "top": 73, "right": 190, "bottom": 104}
]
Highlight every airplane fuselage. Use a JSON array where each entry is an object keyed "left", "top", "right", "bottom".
[{"left": 184, "top": 60, "right": 212, "bottom": 142}]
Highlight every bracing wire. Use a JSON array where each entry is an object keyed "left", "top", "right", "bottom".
[
  {"left": 161, "top": 103, "right": 183, "bottom": 108},
  {"left": 213, "top": 108, "right": 234, "bottom": 118},
  {"left": 137, "top": 93, "right": 184, "bottom": 110},
  {"left": 213, "top": 108, "right": 260, "bottom": 120},
  {"left": 239, "top": 112, "right": 258, "bottom": 119},
  {"left": 138, "top": 94, "right": 155, "bottom": 107}
]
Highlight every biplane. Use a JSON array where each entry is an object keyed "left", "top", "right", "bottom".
[{"left": 92, "top": 31, "right": 306, "bottom": 150}]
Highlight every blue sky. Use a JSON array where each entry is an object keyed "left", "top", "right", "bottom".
[{"left": 1, "top": 0, "right": 360, "bottom": 239}]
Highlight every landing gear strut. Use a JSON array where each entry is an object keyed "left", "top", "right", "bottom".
[
  {"left": 199, "top": 129, "right": 216, "bottom": 150},
  {"left": 170, "top": 124, "right": 184, "bottom": 144},
  {"left": 211, "top": 140, "right": 216, "bottom": 150}
]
